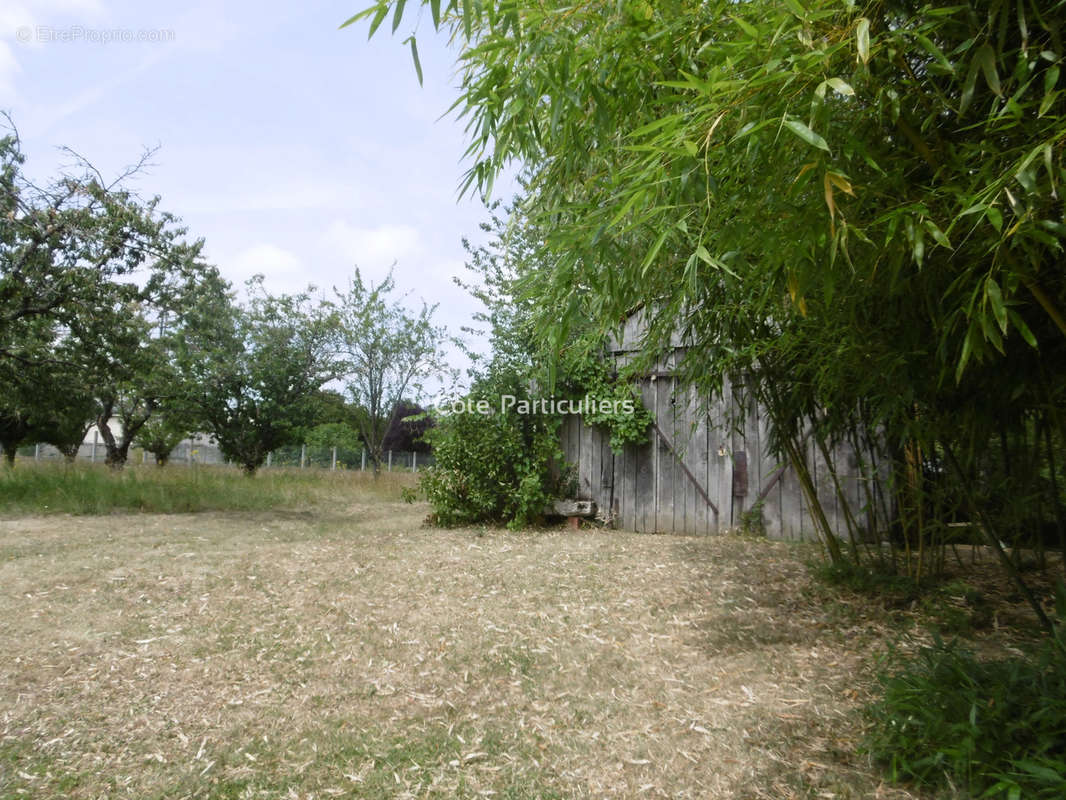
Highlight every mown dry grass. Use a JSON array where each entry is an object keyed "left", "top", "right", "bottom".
[{"left": 1, "top": 492, "right": 952, "bottom": 799}]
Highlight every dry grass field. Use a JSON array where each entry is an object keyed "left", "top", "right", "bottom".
[{"left": 0, "top": 470, "right": 983, "bottom": 798}]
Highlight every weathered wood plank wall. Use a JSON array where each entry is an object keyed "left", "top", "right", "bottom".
[
  {"left": 560, "top": 309, "right": 886, "bottom": 541},
  {"left": 559, "top": 378, "right": 879, "bottom": 541}
]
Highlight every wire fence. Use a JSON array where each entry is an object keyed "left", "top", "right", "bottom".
[{"left": 19, "top": 434, "right": 434, "bottom": 472}]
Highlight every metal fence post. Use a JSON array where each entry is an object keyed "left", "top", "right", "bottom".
[
  {"left": 266, "top": 451, "right": 272, "bottom": 468},
  {"left": 413, "top": 451, "right": 417, "bottom": 471},
  {"left": 34, "top": 443, "right": 39, "bottom": 461},
  {"left": 361, "top": 448, "right": 366, "bottom": 471},
  {"left": 300, "top": 444, "right": 306, "bottom": 468},
  {"left": 331, "top": 446, "right": 337, "bottom": 471},
  {"left": 91, "top": 431, "right": 98, "bottom": 463},
  {"left": 388, "top": 450, "right": 392, "bottom": 471}
]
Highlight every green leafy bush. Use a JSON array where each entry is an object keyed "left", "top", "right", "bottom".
[
  {"left": 865, "top": 636, "right": 1066, "bottom": 798},
  {"left": 418, "top": 369, "right": 564, "bottom": 529}
]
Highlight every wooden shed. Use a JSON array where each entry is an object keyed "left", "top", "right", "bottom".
[{"left": 560, "top": 310, "right": 887, "bottom": 541}]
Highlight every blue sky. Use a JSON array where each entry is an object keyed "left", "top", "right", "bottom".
[{"left": 1, "top": 0, "right": 514, "bottom": 384}]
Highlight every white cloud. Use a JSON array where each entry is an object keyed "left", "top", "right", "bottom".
[
  {"left": 178, "top": 181, "right": 355, "bottom": 216},
  {"left": 224, "top": 242, "right": 305, "bottom": 290},
  {"left": 323, "top": 221, "right": 424, "bottom": 281}
]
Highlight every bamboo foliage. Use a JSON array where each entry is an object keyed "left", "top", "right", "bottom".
[{"left": 353, "top": 1, "right": 1066, "bottom": 616}]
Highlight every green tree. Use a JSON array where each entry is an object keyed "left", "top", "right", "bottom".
[
  {"left": 0, "top": 117, "right": 227, "bottom": 469},
  {"left": 331, "top": 270, "right": 451, "bottom": 473},
  {"left": 135, "top": 411, "right": 195, "bottom": 467},
  {"left": 86, "top": 244, "right": 229, "bottom": 469},
  {"left": 305, "top": 422, "right": 364, "bottom": 453},
  {"left": 186, "top": 278, "right": 337, "bottom": 475}
]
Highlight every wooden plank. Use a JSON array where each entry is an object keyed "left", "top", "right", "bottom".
[
  {"left": 648, "top": 418, "right": 720, "bottom": 519},
  {"left": 654, "top": 376, "right": 672, "bottom": 532},
  {"left": 683, "top": 387, "right": 705, "bottom": 534},
  {"left": 670, "top": 378, "right": 687, "bottom": 534},
  {"left": 816, "top": 436, "right": 842, "bottom": 539},
  {"left": 752, "top": 403, "right": 782, "bottom": 539},
  {"left": 742, "top": 388, "right": 761, "bottom": 520},
  {"left": 701, "top": 389, "right": 716, "bottom": 534},
  {"left": 635, "top": 378, "right": 656, "bottom": 532},
  {"left": 634, "top": 439, "right": 654, "bottom": 533},
  {"left": 600, "top": 434, "right": 616, "bottom": 526},
  {"left": 626, "top": 441, "right": 635, "bottom": 529},
  {"left": 580, "top": 415, "right": 596, "bottom": 499},
  {"left": 709, "top": 375, "right": 731, "bottom": 534},
  {"left": 778, "top": 446, "right": 804, "bottom": 542},
  {"left": 562, "top": 414, "right": 579, "bottom": 477}
]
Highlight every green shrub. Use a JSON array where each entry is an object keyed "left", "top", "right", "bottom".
[
  {"left": 865, "top": 636, "right": 1066, "bottom": 798},
  {"left": 418, "top": 370, "right": 564, "bottom": 529}
]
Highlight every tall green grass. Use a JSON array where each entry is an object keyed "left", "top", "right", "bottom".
[
  {"left": 865, "top": 635, "right": 1066, "bottom": 798},
  {"left": 0, "top": 463, "right": 417, "bottom": 515}
]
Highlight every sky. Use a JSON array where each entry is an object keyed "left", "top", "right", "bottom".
[{"left": 0, "top": 0, "right": 516, "bottom": 392}]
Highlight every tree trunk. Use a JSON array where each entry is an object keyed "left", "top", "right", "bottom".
[
  {"left": 95, "top": 405, "right": 124, "bottom": 469},
  {"left": 154, "top": 452, "right": 170, "bottom": 467},
  {"left": 103, "top": 441, "right": 130, "bottom": 470},
  {"left": 2, "top": 446, "right": 14, "bottom": 466}
]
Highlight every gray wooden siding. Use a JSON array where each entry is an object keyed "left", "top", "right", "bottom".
[{"left": 559, "top": 369, "right": 882, "bottom": 542}]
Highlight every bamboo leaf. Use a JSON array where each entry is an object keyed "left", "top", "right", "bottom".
[
  {"left": 407, "top": 35, "right": 423, "bottom": 86},
  {"left": 392, "top": 0, "right": 408, "bottom": 33},
  {"left": 827, "top": 172, "right": 855, "bottom": 195},
  {"left": 791, "top": 161, "right": 818, "bottom": 190},
  {"left": 462, "top": 0, "right": 473, "bottom": 41},
  {"left": 430, "top": 0, "right": 441, "bottom": 29},
  {"left": 339, "top": 5, "right": 380, "bottom": 30},
  {"left": 1045, "top": 64, "right": 1060, "bottom": 96},
  {"left": 959, "top": 56, "right": 980, "bottom": 115},
  {"left": 975, "top": 43, "right": 1002, "bottom": 96},
  {"left": 856, "top": 17, "right": 870, "bottom": 64},
  {"left": 730, "top": 15, "right": 759, "bottom": 39},
  {"left": 826, "top": 77, "right": 855, "bottom": 96},
  {"left": 823, "top": 172, "right": 836, "bottom": 220},
  {"left": 641, "top": 228, "right": 670, "bottom": 276},
  {"left": 784, "top": 118, "right": 830, "bottom": 152},
  {"left": 1043, "top": 144, "right": 1057, "bottom": 198},
  {"left": 956, "top": 324, "right": 977, "bottom": 383},
  {"left": 783, "top": 0, "right": 807, "bottom": 20},
  {"left": 366, "top": 3, "right": 390, "bottom": 38},
  {"left": 986, "top": 278, "right": 1008, "bottom": 333},
  {"left": 924, "top": 220, "right": 952, "bottom": 248},
  {"left": 1039, "top": 219, "right": 1066, "bottom": 237},
  {"left": 1008, "top": 310, "right": 1038, "bottom": 348}
]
